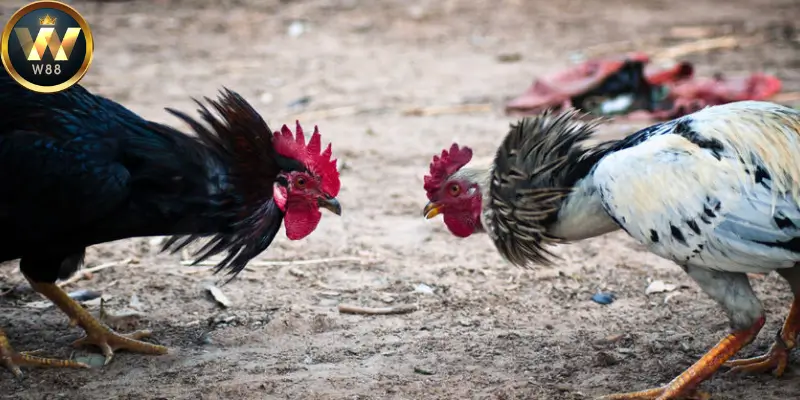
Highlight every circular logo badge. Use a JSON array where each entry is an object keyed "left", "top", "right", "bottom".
[{"left": 1, "top": 1, "right": 94, "bottom": 93}]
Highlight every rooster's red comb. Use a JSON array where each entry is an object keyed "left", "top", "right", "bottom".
[
  {"left": 273, "top": 121, "right": 340, "bottom": 197},
  {"left": 423, "top": 143, "right": 473, "bottom": 200}
]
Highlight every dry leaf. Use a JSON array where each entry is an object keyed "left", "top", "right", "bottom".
[{"left": 205, "top": 285, "right": 232, "bottom": 308}]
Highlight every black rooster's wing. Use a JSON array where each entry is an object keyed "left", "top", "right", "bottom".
[
  {"left": 0, "top": 74, "right": 132, "bottom": 243},
  {"left": 0, "top": 130, "right": 131, "bottom": 241},
  {"left": 0, "top": 69, "right": 162, "bottom": 247}
]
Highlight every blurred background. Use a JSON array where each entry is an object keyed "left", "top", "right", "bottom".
[{"left": 1, "top": 0, "right": 798, "bottom": 399}]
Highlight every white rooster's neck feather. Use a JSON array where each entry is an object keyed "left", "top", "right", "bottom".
[
  {"left": 548, "top": 176, "right": 620, "bottom": 240},
  {"left": 450, "top": 164, "right": 492, "bottom": 198},
  {"left": 481, "top": 109, "right": 614, "bottom": 267}
]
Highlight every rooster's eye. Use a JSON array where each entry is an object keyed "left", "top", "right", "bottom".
[
  {"left": 295, "top": 177, "right": 306, "bottom": 188},
  {"left": 449, "top": 184, "right": 461, "bottom": 196}
]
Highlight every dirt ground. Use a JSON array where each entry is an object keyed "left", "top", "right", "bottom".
[{"left": 2, "top": 0, "right": 800, "bottom": 398}]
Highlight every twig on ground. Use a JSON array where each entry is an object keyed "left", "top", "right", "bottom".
[
  {"left": 182, "top": 267, "right": 213, "bottom": 274},
  {"left": 57, "top": 258, "right": 134, "bottom": 288},
  {"left": 337, "top": 303, "right": 419, "bottom": 315},
  {"left": 182, "top": 256, "right": 369, "bottom": 267},
  {"left": 770, "top": 92, "right": 800, "bottom": 104},
  {"left": 668, "top": 26, "right": 716, "bottom": 40},
  {"left": 280, "top": 102, "right": 494, "bottom": 120},
  {"left": 578, "top": 38, "right": 657, "bottom": 58},
  {"left": 280, "top": 105, "right": 384, "bottom": 121},
  {"left": 402, "top": 103, "right": 493, "bottom": 117},
  {"left": 252, "top": 256, "right": 366, "bottom": 267},
  {"left": 313, "top": 281, "right": 358, "bottom": 293},
  {"left": 652, "top": 35, "right": 760, "bottom": 62},
  {"left": 288, "top": 267, "right": 307, "bottom": 278},
  {"left": 575, "top": 34, "right": 758, "bottom": 64}
]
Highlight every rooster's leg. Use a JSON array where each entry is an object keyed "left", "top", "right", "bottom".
[
  {"left": 0, "top": 327, "right": 88, "bottom": 377},
  {"left": 597, "top": 319, "right": 761, "bottom": 399},
  {"left": 599, "top": 268, "right": 765, "bottom": 400},
  {"left": 725, "top": 267, "right": 800, "bottom": 377},
  {"left": 27, "top": 281, "right": 167, "bottom": 365}
]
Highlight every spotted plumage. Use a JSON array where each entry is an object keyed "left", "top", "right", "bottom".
[
  {"left": 592, "top": 102, "right": 800, "bottom": 275},
  {"left": 421, "top": 101, "right": 800, "bottom": 399}
]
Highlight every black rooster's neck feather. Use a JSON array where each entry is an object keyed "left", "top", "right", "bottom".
[{"left": 157, "top": 89, "right": 290, "bottom": 280}]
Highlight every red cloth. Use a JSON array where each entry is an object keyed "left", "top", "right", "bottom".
[{"left": 505, "top": 53, "right": 782, "bottom": 121}]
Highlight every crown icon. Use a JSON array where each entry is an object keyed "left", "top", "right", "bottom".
[{"left": 39, "top": 14, "right": 57, "bottom": 25}]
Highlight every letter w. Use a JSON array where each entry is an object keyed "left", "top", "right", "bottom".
[{"left": 14, "top": 27, "right": 81, "bottom": 61}]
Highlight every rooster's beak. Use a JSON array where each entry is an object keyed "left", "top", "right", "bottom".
[
  {"left": 318, "top": 196, "right": 342, "bottom": 216},
  {"left": 423, "top": 202, "right": 442, "bottom": 219}
]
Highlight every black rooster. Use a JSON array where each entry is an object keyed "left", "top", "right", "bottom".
[{"left": 0, "top": 68, "right": 342, "bottom": 376}]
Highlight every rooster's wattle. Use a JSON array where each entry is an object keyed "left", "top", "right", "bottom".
[
  {"left": 0, "top": 68, "right": 342, "bottom": 376},
  {"left": 423, "top": 101, "right": 800, "bottom": 399}
]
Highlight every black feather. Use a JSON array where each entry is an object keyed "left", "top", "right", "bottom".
[
  {"left": 0, "top": 67, "right": 287, "bottom": 283},
  {"left": 158, "top": 89, "right": 290, "bottom": 279}
]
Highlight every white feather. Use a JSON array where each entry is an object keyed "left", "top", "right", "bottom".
[
  {"left": 589, "top": 103, "right": 800, "bottom": 274},
  {"left": 549, "top": 177, "right": 619, "bottom": 240}
]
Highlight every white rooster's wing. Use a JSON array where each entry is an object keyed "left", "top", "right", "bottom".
[{"left": 593, "top": 103, "right": 800, "bottom": 274}]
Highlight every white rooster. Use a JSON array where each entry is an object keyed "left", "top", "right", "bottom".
[{"left": 422, "top": 101, "right": 800, "bottom": 399}]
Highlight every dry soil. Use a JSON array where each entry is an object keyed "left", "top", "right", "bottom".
[{"left": 2, "top": 0, "right": 800, "bottom": 399}]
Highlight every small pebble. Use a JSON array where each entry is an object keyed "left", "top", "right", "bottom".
[
  {"left": 591, "top": 292, "right": 616, "bottom": 305},
  {"left": 287, "top": 96, "right": 311, "bottom": 110},
  {"left": 407, "top": 5, "right": 427, "bottom": 21},
  {"left": 287, "top": 20, "right": 306, "bottom": 37},
  {"left": 595, "top": 351, "right": 619, "bottom": 366},
  {"left": 83, "top": 295, "right": 112, "bottom": 307},
  {"left": 496, "top": 52, "right": 522, "bottom": 63},
  {"left": 197, "top": 331, "right": 213, "bottom": 346},
  {"left": 74, "top": 354, "right": 106, "bottom": 368},
  {"left": 616, "top": 347, "right": 634, "bottom": 354},
  {"left": 414, "top": 283, "right": 434, "bottom": 295},
  {"left": 380, "top": 294, "right": 395, "bottom": 304},
  {"left": 318, "top": 298, "right": 339, "bottom": 307},
  {"left": 259, "top": 92, "right": 274, "bottom": 105},
  {"left": 288, "top": 267, "right": 306, "bottom": 278},
  {"left": 129, "top": 293, "right": 143, "bottom": 310},
  {"left": 645, "top": 280, "right": 677, "bottom": 294},
  {"left": 68, "top": 289, "right": 102, "bottom": 302},
  {"left": 413, "top": 366, "right": 434, "bottom": 375},
  {"left": 593, "top": 333, "right": 624, "bottom": 346}
]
